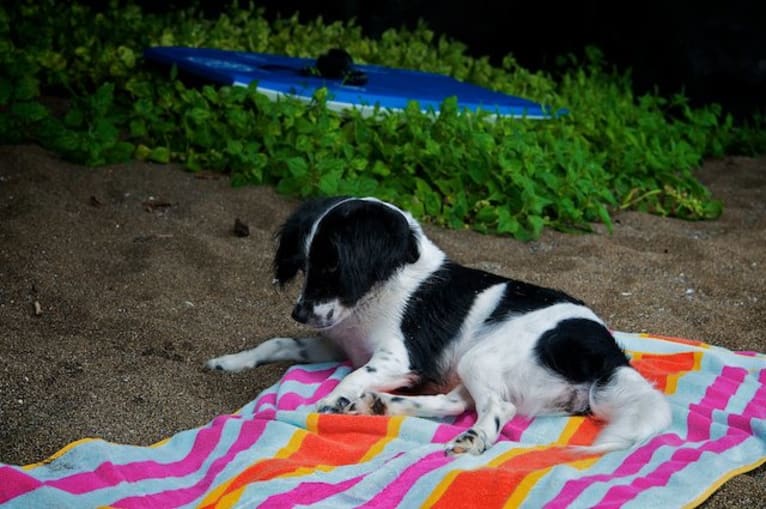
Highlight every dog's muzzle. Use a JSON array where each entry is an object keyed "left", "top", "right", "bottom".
[
  {"left": 291, "top": 300, "right": 312, "bottom": 324},
  {"left": 292, "top": 299, "right": 340, "bottom": 329}
]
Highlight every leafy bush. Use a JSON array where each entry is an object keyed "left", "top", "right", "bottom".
[{"left": 2, "top": 1, "right": 763, "bottom": 240}]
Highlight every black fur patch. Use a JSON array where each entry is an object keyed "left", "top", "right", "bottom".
[
  {"left": 534, "top": 318, "right": 630, "bottom": 384},
  {"left": 400, "top": 262, "right": 507, "bottom": 384},
  {"left": 484, "top": 280, "right": 582, "bottom": 325},
  {"left": 273, "top": 196, "right": 349, "bottom": 285},
  {"left": 370, "top": 394, "right": 387, "bottom": 415},
  {"left": 300, "top": 200, "right": 420, "bottom": 308}
]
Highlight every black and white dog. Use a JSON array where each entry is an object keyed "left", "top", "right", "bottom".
[{"left": 207, "top": 197, "right": 671, "bottom": 455}]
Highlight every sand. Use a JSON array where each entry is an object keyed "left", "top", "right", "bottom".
[{"left": 0, "top": 144, "right": 764, "bottom": 507}]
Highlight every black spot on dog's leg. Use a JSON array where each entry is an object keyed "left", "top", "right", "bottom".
[
  {"left": 391, "top": 396, "right": 404, "bottom": 403},
  {"left": 318, "top": 396, "right": 351, "bottom": 414},
  {"left": 365, "top": 365, "right": 377, "bottom": 373},
  {"left": 370, "top": 394, "right": 387, "bottom": 415},
  {"left": 494, "top": 416, "right": 501, "bottom": 432}
]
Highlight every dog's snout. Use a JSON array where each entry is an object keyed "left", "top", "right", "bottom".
[{"left": 292, "top": 301, "right": 311, "bottom": 324}]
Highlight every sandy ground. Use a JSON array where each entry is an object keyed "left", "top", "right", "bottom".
[{"left": 0, "top": 144, "right": 764, "bottom": 507}]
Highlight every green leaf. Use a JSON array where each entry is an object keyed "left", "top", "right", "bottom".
[
  {"left": 285, "top": 157, "right": 308, "bottom": 177},
  {"left": 13, "top": 76, "right": 39, "bottom": 101},
  {"left": 10, "top": 101, "right": 48, "bottom": 122},
  {"left": 496, "top": 208, "right": 519, "bottom": 235},
  {"left": 148, "top": 146, "right": 170, "bottom": 163},
  {"left": 318, "top": 170, "right": 341, "bottom": 195}
]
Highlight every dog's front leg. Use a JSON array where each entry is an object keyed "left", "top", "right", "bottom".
[
  {"left": 206, "top": 337, "right": 345, "bottom": 372},
  {"left": 316, "top": 347, "right": 417, "bottom": 413}
]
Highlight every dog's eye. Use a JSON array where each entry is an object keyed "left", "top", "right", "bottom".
[{"left": 323, "top": 263, "right": 338, "bottom": 274}]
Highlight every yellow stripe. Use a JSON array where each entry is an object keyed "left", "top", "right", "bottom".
[
  {"left": 692, "top": 350, "right": 702, "bottom": 371},
  {"left": 22, "top": 437, "right": 100, "bottom": 470},
  {"left": 682, "top": 456, "right": 766, "bottom": 509},
  {"left": 557, "top": 417, "right": 584, "bottom": 444},
  {"left": 360, "top": 416, "right": 404, "bottom": 463},
  {"left": 665, "top": 351, "right": 703, "bottom": 394},
  {"left": 665, "top": 373, "right": 681, "bottom": 394}
]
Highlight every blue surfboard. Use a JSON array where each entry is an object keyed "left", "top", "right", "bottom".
[{"left": 143, "top": 47, "right": 563, "bottom": 119}]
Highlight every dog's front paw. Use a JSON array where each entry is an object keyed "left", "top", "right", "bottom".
[
  {"left": 205, "top": 353, "right": 257, "bottom": 373},
  {"left": 446, "top": 429, "right": 489, "bottom": 456},
  {"left": 345, "top": 392, "right": 389, "bottom": 415},
  {"left": 316, "top": 396, "right": 353, "bottom": 414}
]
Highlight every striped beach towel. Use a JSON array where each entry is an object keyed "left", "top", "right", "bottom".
[{"left": 1, "top": 332, "right": 764, "bottom": 508}]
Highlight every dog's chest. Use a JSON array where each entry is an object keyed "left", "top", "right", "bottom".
[{"left": 325, "top": 322, "right": 376, "bottom": 368}]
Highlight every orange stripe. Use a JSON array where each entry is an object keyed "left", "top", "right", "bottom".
[
  {"left": 200, "top": 414, "right": 390, "bottom": 508},
  {"left": 431, "top": 446, "right": 586, "bottom": 509},
  {"left": 500, "top": 417, "right": 603, "bottom": 508},
  {"left": 646, "top": 333, "right": 708, "bottom": 348},
  {"left": 565, "top": 417, "right": 603, "bottom": 447},
  {"left": 631, "top": 351, "right": 699, "bottom": 392}
]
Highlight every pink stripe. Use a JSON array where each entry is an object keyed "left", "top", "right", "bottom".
[
  {"left": 0, "top": 414, "right": 238, "bottom": 502},
  {"left": 0, "top": 467, "right": 44, "bottom": 504},
  {"left": 253, "top": 392, "right": 278, "bottom": 413},
  {"left": 596, "top": 424, "right": 751, "bottom": 506},
  {"left": 358, "top": 451, "right": 453, "bottom": 508},
  {"left": 282, "top": 366, "right": 344, "bottom": 384},
  {"left": 500, "top": 415, "right": 535, "bottom": 442},
  {"left": 687, "top": 366, "right": 747, "bottom": 441},
  {"left": 112, "top": 416, "right": 272, "bottom": 508},
  {"left": 595, "top": 367, "right": 764, "bottom": 507},
  {"left": 545, "top": 366, "right": 749, "bottom": 508},
  {"left": 261, "top": 475, "right": 366, "bottom": 508},
  {"left": 306, "top": 378, "right": 341, "bottom": 403},
  {"left": 431, "top": 413, "right": 533, "bottom": 444},
  {"left": 432, "top": 421, "right": 471, "bottom": 444},
  {"left": 277, "top": 392, "right": 317, "bottom": 411}
]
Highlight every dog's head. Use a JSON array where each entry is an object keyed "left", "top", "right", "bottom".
[{"left": 273, "top": 197, "right": 420, "bottom": 329}]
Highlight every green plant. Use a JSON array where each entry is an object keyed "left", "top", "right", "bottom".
[{"left": 1, "top": 1, "right": 763, "bottom": 241}]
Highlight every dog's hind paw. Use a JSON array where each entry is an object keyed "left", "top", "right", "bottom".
[{"left": 445, "top": 429, "right": 489, "bottom": 456}]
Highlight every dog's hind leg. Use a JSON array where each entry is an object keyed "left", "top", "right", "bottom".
[
  {"left": 205, "top": 337, "right": 345, "bottom": 372},
  {"left": 445, "top": 395, "right": 517, "bottom": 455},
  {"left": 445, "top": 349, "right": 518, "bottom": 455},
  {"left": 349, "top": 385, "right": 473, "bottom": 417}
]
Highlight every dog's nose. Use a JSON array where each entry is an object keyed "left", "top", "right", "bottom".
[{"left": 292, "top": 301, "right": 311, "bottom": 324}]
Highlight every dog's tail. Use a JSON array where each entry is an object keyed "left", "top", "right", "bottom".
[{"left": 576, "top": 366, "right": 672, "bottom": 454}]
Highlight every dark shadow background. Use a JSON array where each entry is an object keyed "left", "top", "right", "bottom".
[{"left": 133, "top": 1, "right": 765, "bottom": 123}]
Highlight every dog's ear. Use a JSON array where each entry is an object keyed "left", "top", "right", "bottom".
[
  {"left": 335, "top": 202, "right": 420, "bottom": 302},
  {"left": 273, "top": 197, "right": 349, "bottom": 286}
]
